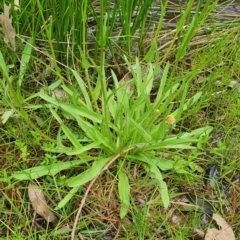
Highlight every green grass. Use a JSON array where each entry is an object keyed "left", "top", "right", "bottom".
[{"left": 0, "top": 0, "right": 240, "bottom": 239}]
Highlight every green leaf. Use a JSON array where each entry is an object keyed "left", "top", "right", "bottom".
[
  {"left": 55, "top": 186, "right": 81, "bottom": 210},
  {"left": 144, "top": 40, "right": 157, "bottom": 63},
  {"left": 141, "top": 137, "right": 198, "bottom": 151},
  {"left": 177, "top": 16, "right": 198, "bottom": 60},
  {"left": 60, "top": 85, "right": 89, "bottom": 108},
  {"left": 38, "top": 91, "right": 58, "bottom": 105},
  {"left": 118, "top": 165, "right": 130, "bottom": 219},
  {"left": 148, "top": 162, "right": 169, "bottom": 208},
  {"left": 130, "top": 155, "right": 169, "bottom": 208},
  {"left": 38, "top": 92, "right": 102, "bottom": 123},
  {"left": 153, "top": 62, "right": 170, "bottom": 108},
  {"left": 79, "top": 47, "right": 90, "bottom": 69},
  {"left": 188, "top": 162, "right": 204, "bottom": 173},
  {"left": 18, "top": 38, "right": 33, "bottom": 89},
  {"left": 65, "top": 141, "right": 101, "bottom": 155},
  {"left": 129, "top": 118, "right": 152, "bottom": 142},
  {"left": 112, "top": 74, "right": 130, "bottom": 113},
  {"left": 67, "top": 157, "right": 111, "bottom": 187},
  {"left": 142, "top": 126, "right": 213, "bottom": 151},
  {"left": 11, "top": 159, "right": 86, "bottom": 180},
  {"left": 0, "top": 51, "right": 10, "bottom": 80},
  {"left": 75, "top": 116, "right": 114, "bottom": 151},
  {"left": 144, "top": 64, "right": 154, "bottom": 95},
  {"left": 49, "top": 108, "right": 83, "bottom": 149},
  {"left": 61, "top": 124, "right": 82, "bottom": 149},
  {"left": 59, "top": 103, "right": 102, "bottom": 123},
  {"left": 72, "top": 70, "right": 92, "bottom": 109},
  {"left": 151, "top": 158, "right": 175, "bottom": 171},
  {"left": 134, "top": 57, "right": 143, "bottom": 96},
  {"left": 173, "top": 91, "right": 202, "bottom": 119},
  {"left": 48, "top": 80, "right": 62, "bottom": 91},
  {"left": 106, "top": 89, "right": 118, "bottom": 119}
]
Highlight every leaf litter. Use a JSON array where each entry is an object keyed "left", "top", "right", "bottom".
[
  {"left": 205, "top": 213, "right": 235, "bottom": 240},
  {"left": 28, "top": 183, "right": 57, "bottom": 224},
  {"left": 0, "top": 3, "right": 16, "bottom": 51}
]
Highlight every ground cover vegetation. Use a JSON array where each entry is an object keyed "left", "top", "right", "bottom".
[{"left": 0, "top": 0, "right": 240, "bottom": 239}]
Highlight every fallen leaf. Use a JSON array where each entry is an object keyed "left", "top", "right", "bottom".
[
  {"left": 205, "top": 213, "right": 235, "bottom": 240},
  {"left": 193, "top": 228, "right": 205, "bottom": 239},
  {"left": 0, "top": 4, "right": 16, "bottom": 51},
  {"left": 28, "top": 183, "right": 57, "bottom": 223}
]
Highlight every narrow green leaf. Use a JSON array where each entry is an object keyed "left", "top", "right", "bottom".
[
  {"left": 115, "top": 84, "right": 130, "bottom": 114},
  {"left": 118, "top": 165, "right": 130, "bottom": 219},
  {"left": 148, "top": 162, "right": 169, "bottom": 208},
  {"left": 59, "top": 103, "right": 102, "bottom": 123},
  {"left": 79, "top": 47, "right": 90, "bottom": 69},
  {"left": 50, "top": 107, "right": 80, "bottom": 149},
  {"left": 144, "top": 64, "right": 154, "bottom": 95},
  {"left": 18, "top": 38, "right": 33, "bottom": 88},
  {"left": 173, "top": 81, "right": 189, "bottom": 120},
  {"left": 144, "top": 40, "right": 157, "bottom": 63},
  {"left": 135, "top": 57, "right": 143, "bottom": 96},
  {"left": 177, "top": 16, "right": 198, "bottom": 60},
  {"left": 75, "top": 116, "right": 110, "bottom": 147},
  {"left": 38, "top": 91, "right": 58, "bottom": 105},
  {"left": 130, "top": 155, "right": 169, "bottom": 208},
  {"left": 129, "top": 118, "right": 152, "bottom": 142},
  {"left": 48, "top": 80, "right": 62, "bottom": 91},
  {"left": 55, "top": 186, "right": 81, "bottom": 210},
  {"left": 142, "top": 126, "right": 212, "bottom": 151},
  {"left": 65, "top": 141, "right": 101, "bottom": 155},
  {"left": 142, "top": 138, "right": 198, "bottom": 151},
  {"left": 61, "top": 124, "right": 82, "bottom": 149},
  {"left": 38, "top": 92, "right": 102, "bottom": 123},
  {"left": 11, "top": 159, "right": 86, "bottom": 180},
  {"left": 67, "top": 157, "right": 111, "bottom": 187},
  {"left": 161, "top": 83, "right": 179, "bottom": 102},
  {"left": 153, "top": 62, "right": 170, "bottom": 108},
  {"left": 151, "top": 158, "right": 174, "bottom": 171},
  {"left": 106, "top": 89, "right": 118, "bottom": 119},
  {"left": 72, "top": 70, "right": 92, "bottom": 109},
  {"left": 60, "top": 85, "right": 88, "bottom": 108},
  {"left": 0, "top": 51, "right": 10, "bottom": 80}
]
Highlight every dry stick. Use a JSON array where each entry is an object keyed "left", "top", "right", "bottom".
[{"left": 71, "top": 146, "right": 135, "bottom": 240}]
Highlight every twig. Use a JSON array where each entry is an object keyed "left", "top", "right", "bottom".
[{"left": 71, "top": 146, "right": 135, "bottom": 240}]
